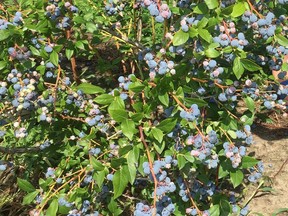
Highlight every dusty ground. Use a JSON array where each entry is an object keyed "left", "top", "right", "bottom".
[{"left": 247, "top": 119, "right": 288, "bottom": 216}]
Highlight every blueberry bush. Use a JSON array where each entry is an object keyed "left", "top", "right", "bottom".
[{"left": 0, "top": 0, "right": 287, "bottom": 215}]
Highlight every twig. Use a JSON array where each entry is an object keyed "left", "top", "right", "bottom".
[
  {"left": 272, "top": 158, "right": 288, "bottom": 179},
  {"left": 183, "top": 179, "right": 202, "bottom": 215},
  {"left": 98, "top": 24, "right": 144, "bottom": 50},
  {"left": 65, "top": 29, "right": 80, "bottom": 85},
  {"left": 246, "top": 0, "right": 264, "bottom": 19},
  {"left": 38, "top": 168, "right": 86, "bottom": 213},
  {"left": 243, "top": 180, "right": 264, "bottom": 207},
  {"left": 58, "top": 113, "right": 86, "bottom": 123},
  {"left": 139, "top": 126, "right": 158, "bottom": 216}
]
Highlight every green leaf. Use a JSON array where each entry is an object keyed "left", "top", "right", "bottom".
[
  {"left": 272, "top": 208, "right": 288, "bottom": 216},
  {"left": 205, "top": 0, "right": 219, "bottom": 9},
  {"left": 230, "top": 170, "right": 244, "bottom": 188},
  {"left": 205, "top": 48, "right": 220, "bottom": 58},
  {"left": 198, "top": 28, "right": 212, "bottom": 43},
  {"left": 29, "top": 46, "right": 41, "bottom": 56},
  {"left": 240, "top": 59, "right": 262, "bottom": 71},
  {"left": 209, "top": 205, "right": 220, "bottom": 216},
  {"left": 219, "top": 199, "right": 231, "bottom": 216},
  {"left": 275, "top": 34, "right": 288, "bottom": 47},
  {"left": 121, "top": 119, "right": 136, "bottom": 140},
  {"left": 193, "top": 2, "right": 209, "bottom": 14},
  {"left": 23, "top": 191, "right": 39, "bottom": 205},
  {"left": 113, "top": 166, "right": 129, "bottom": 199},
  {"left": 151, "top": 128, "right": 164, "bottom": 143},
  {"left": 65, "top": 49, "right": 74, "bottom": 60},
  {"left": 0, "top": 30, "right": 10, "bottom": 41},
  {"left": 189, "top": 28, "right": 198, "bottom": 38},
  {"left": 231, "top": 2, "right": 246, "bottom": 17},
  {"left": 244, "top": 96, "right": 255, "bottom": 112},
  {"left": 197, "top": 17, "right": 209, "bottom": 28},
  {"left": 0, "top": 61, "right": 7, "bottom": 70},
  {"left": 233, "top": 57, "right": 245, "bottom": 79},
  {"left": 109, "top": 109, "right": 128, "bottom": 122},
  {"left": 86, "top": 22, "right": 97, "bottom": 33},
  {"left": 93, "top": 169, "right": 107, "bottom": 188},
  {"left": 17, "top": 178, "right": 35, "bottom": 192},
  {"left": 108, "top": 198, "right": 123, "bottom": 215},
  {"left": 158, "top": 93, "right": 169, "bottom": 107},
  {"left": 75, "top": 41, "right": 85, "bottom": 49},
  {"left": 127, "top": 148, "right": 138, "bottom": 184},
  {"left": 94, "top": 94, "right": 114, "bottom": 105},
  {"left": 185, "top": 98, "right": 208, "bottom": 107},
  {"left": 157, "top": 118, "right": 177, "bottom": 133},
  {"left": 184, "top": 154, "right": 195, "bottom": 163},
  {"left": 241, "top": 156, "right": 259, "bottom": 168},
  {"left": 221, "top": 5, "right": 234, "bottom": 16},
  {"left": 218, "top": 164, "right": 229, "bottom": 179},
  {"left": 177, "top": 155, "right": 186, "bottom": 170},
  {"left": 90, "top": 157, "right": 105, "bottom": 171},
  {"left": 173, "top": 30, "right": 189, "bottom": 46},
  {"left": 50, "top": 51, "right": 59, "bottom": 66},
  {"left": 153, "top": 140, "right": 165, "bottom": 154},
  {"left": 77, "top": 83, "right": 105, "bottom": 94},
  {"left": 129, "top": 82, "right": 145, "bottom": 93},
  {"left": 46, "top": 199, "right": 58, "bottom": 216},
  {"left": 227, "top": 130, "right": 237, "bottom": 139}
]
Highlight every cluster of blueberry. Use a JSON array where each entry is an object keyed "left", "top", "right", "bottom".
[
  {"left": 143, "top": 52, "right": 176, "bottom": 79},
  {"left": 0, "top": 162, "right": 7, "bottom": 171},
  {"left": 177, "top": 176, "right": 215, "bottom": 213},
  {"left": 46, "top": 0, "right": 78, "bottom": 29},
  {"left": 7, "top": 69, "right": 39, "bottom": 111},
  {"left": 203, "top": 59, "right": 225, "bottom": 80},
  {"left": 39, "top": 107, "right": 52, "bottom": 122},
  {"left": 168, "top": 44, "right": 186, "bottom": 56},
  {"left": 0, "top": 19, "right": 10, "bottom": 29},
  {"left": 139, "top": 157, "right": 177, "bottom": 215},
  {"left": 266, "top": 45, "right": 288, "bottom": 71},
  {"left": 0, "top": 81, "right": 8, "bottom": 100},
  {"left": 220, "top": 0, "right": 236, "bottom": 7},
  {"left": 248, "top": 161, "right": 264, "bottom": 183},
  {"left": 104, "top": 0, "right": 125, "bottom": 16},
  {"left": 66, "top": 200, "right": 99, "bottom": 216},
  {"left": 45, "top": 2, "right": 61, "bottom": 20},
  {"left": 242, "top": 80, "right": 259, "bottom": 99},
  {"left": 177, "top": 0, "right": 191, "bottom": 8},
  {"left": 8, "top": 47, "right": 31, "bottom": 61},
  {"left": 180, "top": 15, "right": 203, "bottom": 32},
  {"left": 140, "top": 1, "right": 171, "bottom": 23},
  {"left": 218, "top": 86, "right": 237, "bottom": 104},
  {"left": 242, "top": 11, "right": 278, "bottom": 40},
  {"left": 45, "top": 167, "right": 56, "bottom": 178},
  {"left": 188, "top": 130, "right": 219, "bottom": 169},
  {"left": 134, "top": 198, "right": 175, "bottom": 216},
  {"left": 213, "top": 22, "right": 249, "bottom": 49},
  {"left": 12, "top": 11, "right": 23, "bottom": 25},
  {"left": 179, "top": 104, "right": 200, "bottom": 122}
]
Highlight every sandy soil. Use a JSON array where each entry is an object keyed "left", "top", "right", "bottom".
[{"left": 246, "top": 122, "right": 288, "bottom": 216}]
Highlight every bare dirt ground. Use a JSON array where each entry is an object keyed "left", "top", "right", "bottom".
[{"left": 247, "top": 118, "right": 288, "bottom": 216}]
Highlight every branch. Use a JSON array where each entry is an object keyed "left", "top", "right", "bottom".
[{"left": 0, "top": 146, "right": 40, "bottom": 154}]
